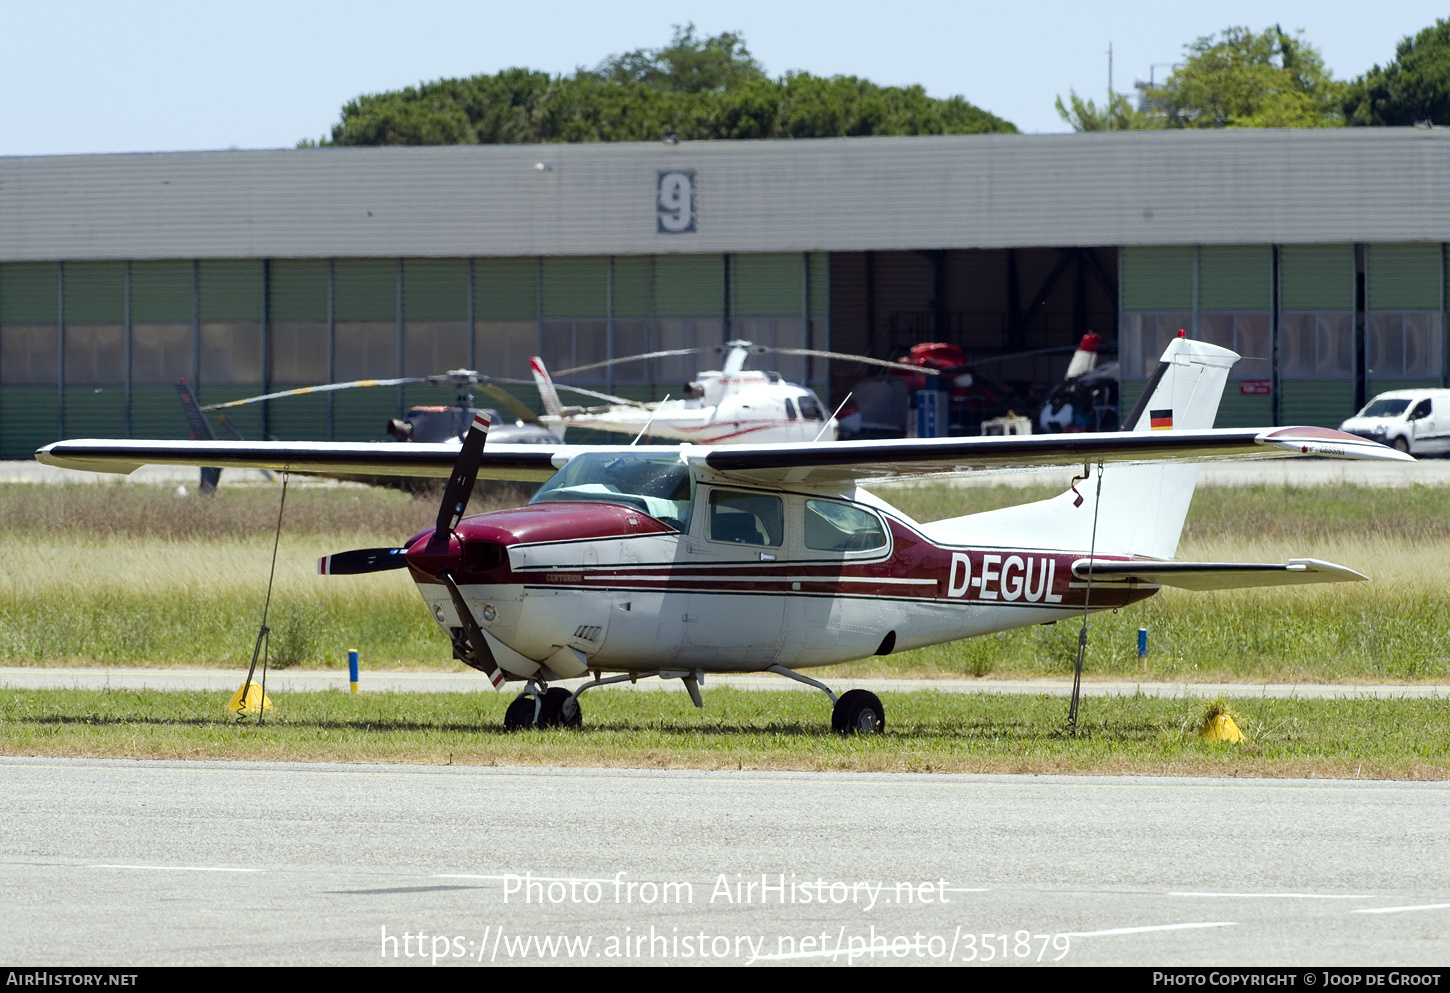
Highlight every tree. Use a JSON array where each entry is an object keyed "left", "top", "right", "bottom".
[
  {"left": 1147, "top": 26, "right": 1345, "bottom": 128},
  {"left": 1054, "top": 90, "right": 1165, "bottom": 131},
  {"left": 321, "top": 28, "right": 1015, "bottom": 146},
  {"left": 585, "top": 23, "right": 766, "bottom": 93},
  {"left": 1344, "top": 19, "right": 1450, "bottom": 126}
]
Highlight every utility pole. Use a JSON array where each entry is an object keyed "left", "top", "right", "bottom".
[{"left": 1107, "top": 42, "right": 1114, "bottom": 130}]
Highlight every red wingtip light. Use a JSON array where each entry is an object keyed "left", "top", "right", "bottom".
[{"left": 1177, "top": 329, "right": 1187, "bottom": 338}]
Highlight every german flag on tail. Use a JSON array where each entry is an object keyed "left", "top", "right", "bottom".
[{"left": 1150, "top": 409, "right": 1174, "bottom": 431}]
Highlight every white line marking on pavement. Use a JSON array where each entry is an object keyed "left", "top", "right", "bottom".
[
  {"left": 1354, "top": 902, "right": 1450, "bottom": 914},
  {"left": 1170, "top": 891, "right": 1375, "bottom": 899},
  {"left": 92, "top": 864, "right": 259, "bottom": 872},
  {"left": 433, "top": 873, "right": 990, "bottom": 893},
  {"left": 434, "top": 873, "right": 615, "bottom": 883},
  {"left": 1065, "top": 922, "right": 1237, "bottom": 937}
]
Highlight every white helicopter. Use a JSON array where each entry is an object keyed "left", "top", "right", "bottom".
[
  {"left": 529, "top": 339, "right": 930, "bottom": 445},
  {"left": 37, "top": 335, "right": 1411, "bottom": 733}
]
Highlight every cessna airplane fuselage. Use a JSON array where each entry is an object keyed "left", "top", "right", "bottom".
[{"left": 404, "top": 468, "right": 1154, "bottom": 678}]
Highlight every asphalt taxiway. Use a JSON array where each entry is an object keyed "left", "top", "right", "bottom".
[{"left": 2, "top": 758, "right": 1446, "bottom": 967}]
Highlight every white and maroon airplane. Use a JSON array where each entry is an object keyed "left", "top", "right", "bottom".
[{"left": 38, "top": 336, "right": 1411, "bottom": 733}]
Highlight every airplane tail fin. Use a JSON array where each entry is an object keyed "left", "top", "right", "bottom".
[
  {"left": 933, "top": 334, "right": 1237, "bottom": 561},
  {"left": 529, "top": 357, "right": 565, "bottom": 418}
]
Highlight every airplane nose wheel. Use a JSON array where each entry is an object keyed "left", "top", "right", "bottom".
[
  {"left": 831, "top": 689, "right": 885, "bottom": 735},
  {"left": 504, "top": 687, "right": 582, "bottom": 730},
  {"left": 541, "top": 687, "right": 582, "bottom": 729}
]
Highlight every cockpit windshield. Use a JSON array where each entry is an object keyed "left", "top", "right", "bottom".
[{"left": 529, "top": 452, "right": 695, "bottom": 530}]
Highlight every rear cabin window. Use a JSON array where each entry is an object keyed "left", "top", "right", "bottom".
[
  {"left": 708, "top": 489, "right": 783, "bottom": 547},
  {"left": 804, "top": 500, "right": 887, "bottom": 552}
]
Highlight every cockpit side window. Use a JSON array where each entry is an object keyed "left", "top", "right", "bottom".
[
  {"left": 708, "top": 489, "right": 784, "bottom": 547},
  {"left": 797, "top": 394, "right": 825, "bottom": 421},
  {"left": 784, "top": 397, "right": 798, "bottom": 420}
]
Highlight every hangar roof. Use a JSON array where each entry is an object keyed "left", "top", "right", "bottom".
[{"left": 3, "top": 128, "right": 1449, "bottom": 261}]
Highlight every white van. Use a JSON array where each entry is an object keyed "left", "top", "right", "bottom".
[{"left": 1340, "top": 389, "right": 1450, "bottom": 456}]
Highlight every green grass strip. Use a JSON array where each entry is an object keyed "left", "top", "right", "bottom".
[{"left": 3, "top": 688, "right": 1447, "bottom": 779}]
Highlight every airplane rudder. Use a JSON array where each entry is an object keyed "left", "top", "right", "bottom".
[{"left": 1122, "top": 337, "right": 1238, "bottom": 433}]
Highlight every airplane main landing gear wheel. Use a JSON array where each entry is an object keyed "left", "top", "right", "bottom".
[
  {"left": 538, "top": 687, "right": 582, "bottom": 729},
  {"left": 503, "top": 694, "right": 538, "bottom": 731},
  {"left": 831, "top": 689, "right": 885, "bottom": 735}
]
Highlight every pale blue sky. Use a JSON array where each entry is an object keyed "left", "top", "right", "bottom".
[{"left": 3, "top": 1, "right": 1444, "bottom": 156}]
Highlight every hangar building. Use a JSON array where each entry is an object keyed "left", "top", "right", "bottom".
[{"left": 2, "top": 128, "right": 1448, "bottom": 458}]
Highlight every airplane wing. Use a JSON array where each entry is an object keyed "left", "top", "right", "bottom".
[
  {"left": 36, "top": 425, "right": 1407, "bottom": 484},
  {"left": 35, "top": 439, "right": 567, "bottom": 481},
  {"left": 1072, "top": 557, "right": 1366, "bottom": 590},
  {"left": 691, "top": 426, "right": 1411, "bottom": 486}
]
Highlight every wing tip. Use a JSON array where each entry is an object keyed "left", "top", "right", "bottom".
[{"left": 1258, "top": 426, "right": 1416, "bottom": 462}]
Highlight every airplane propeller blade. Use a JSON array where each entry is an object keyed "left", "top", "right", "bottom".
[
  {"left": 439, "top": 570, "right": 507, "bottom": 688},
  {"left": 427, "top": 411, "right": 492, "bottom": 553},
  {"left": 318, "top": 548, "right": 409, "bottom": 575}
]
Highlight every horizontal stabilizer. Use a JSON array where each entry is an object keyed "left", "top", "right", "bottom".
[{"left": 1070, "top": 557, "right": 1367, "bottom": 591}]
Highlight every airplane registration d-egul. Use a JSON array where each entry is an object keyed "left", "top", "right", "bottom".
[{"left": 38, "top": 337, "right": 1412, "bottom": 734}]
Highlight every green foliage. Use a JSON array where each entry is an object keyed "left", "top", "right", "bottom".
[
  {"left": 1147, "top": 25, "right": 1346, "bottom": 128},
  {"left": 1344, "top": 18, "right": 1450, "bottom": 126},
  {"left": 325, "top": 26, "right": 1015, "bottom": 146},
  {"left": 584, "top": 23, "right": 766, "bottom": 93},
  {"left": 1054, "top": 90, "right": 1166, "bottom": 131}
]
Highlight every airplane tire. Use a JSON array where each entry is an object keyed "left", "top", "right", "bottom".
[
  {"left": 538, "top": 687, "right": 582, "bottom": 729},
  {"left": 832, "top": 689, "right": 885, "bottom": 736},
  {"left": 503, "top": 694, "right": 538, "bottom": 731}
]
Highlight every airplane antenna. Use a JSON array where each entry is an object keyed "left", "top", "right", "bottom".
[
  {"left": 813, "top": 392, "right": 853, "bottom": 443},
  {"left": 239, "top": 472, "right": 289, "bottom": 724},
  {"left": 1067, "top": 462, "right": 1104, "bottom": 736},
  {"left": 630, "top": 395, "right": 670, "bottom": 445}
]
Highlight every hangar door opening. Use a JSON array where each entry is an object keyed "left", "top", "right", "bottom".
[{"left": 829, "top": 247, "right": 1118, "bottom": 436}]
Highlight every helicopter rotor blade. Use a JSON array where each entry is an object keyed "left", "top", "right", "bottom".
[
  {"left": 200, "top": 377, "right": 430, "bottom": 411},
  {"left": 474, "top": 383, "right": 543, "bottom": 426},
  {"left": 761, "top": 347, "right": 941, "bottom": 375},
  {"left": 472, "top": 375, "right": 648, "bottom": 409},
  {"left": 548, "top": 347, "right": 711, "bottom": 378}
]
